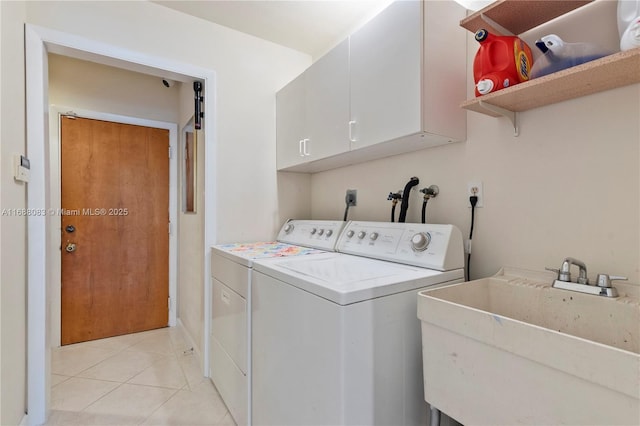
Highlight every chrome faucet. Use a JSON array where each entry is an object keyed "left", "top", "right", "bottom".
[
  {"left": 557, "top": 257, "right": 588, "bottom": 284},
  {"left": 546, "top": 257, "right": 625, "bottom": 298}
]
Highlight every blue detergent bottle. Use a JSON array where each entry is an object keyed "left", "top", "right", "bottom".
[{"left": 530, "top": 34, "right": 614, "bottom": 79}]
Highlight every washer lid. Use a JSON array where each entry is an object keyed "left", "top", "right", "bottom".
[
  {"left": 253, "top": 252, "right": 464, "bottom": 305},
  {"left": 212, "top": 242, "right": 324, "bottom": 267}
]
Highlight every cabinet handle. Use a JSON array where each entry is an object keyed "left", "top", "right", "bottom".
[
  {"left": 299, "top": 139, "right": 305, "bottom": 157},
  {"left": 349, "top": 120, "right": 357, "bottom": 143},
  {"left": 302, "top": 138, "right": 310, "bottom": 156}
]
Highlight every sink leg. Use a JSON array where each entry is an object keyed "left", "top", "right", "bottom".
[{"left": 430, "top": 406, "right": 441, "bottom": 426}]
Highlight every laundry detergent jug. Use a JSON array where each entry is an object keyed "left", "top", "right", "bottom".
[
  {"left": 618, "top": 0, "right": 640, "bottom": 51},
  {"left": 473, "top": 28, "right": 534, "bottom": 96}
]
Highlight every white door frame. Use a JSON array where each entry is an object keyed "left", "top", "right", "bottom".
[
  {"left": 26, "top": 24, "right": 217, "bottom": 426},
  {"left": 49, "top": 106, "right": 179, "bottom": 347}
]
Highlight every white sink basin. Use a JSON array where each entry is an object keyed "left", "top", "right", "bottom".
[{"left": 418, "top": 267, "right": 640, "bottom": 425}]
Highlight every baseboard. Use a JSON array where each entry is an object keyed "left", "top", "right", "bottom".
[{"left": 176, "top": 318, "right": 203, "bottom": 372}]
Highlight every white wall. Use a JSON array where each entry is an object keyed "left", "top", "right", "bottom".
[
  {"left": 48, "top": 54, "right": 181, "bottom": 123},
  {"left": 310, "top": 1, "right": 640, "bottom": 283},
  {"left": 0, "top": 1, "right": 28, "bottom": 424}
]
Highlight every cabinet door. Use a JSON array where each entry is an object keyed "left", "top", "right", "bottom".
[
  {"left": 349, "top": 0, "right": 422, "bottom": 149},
  {"left": 276, "top": 72, "right": 306, "bottom": 170},
  {"left": 305, "top": 39, "right": 350, "bottom": 161}
]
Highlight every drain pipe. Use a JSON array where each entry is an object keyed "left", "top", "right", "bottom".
[{"left": 398, "top": 177, "right": 419, "bottom": 223}]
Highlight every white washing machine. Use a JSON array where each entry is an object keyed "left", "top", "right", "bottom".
[
  {"left": 251, "top": 221, "right": 465, "bottom": 426},
  {"left": 210, "top": 220, "right": 346, "bottom": 426}
]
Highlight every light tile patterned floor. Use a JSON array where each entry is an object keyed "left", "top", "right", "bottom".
[{"left": 46, "top": 327, "right": 235, "bottom": 425}]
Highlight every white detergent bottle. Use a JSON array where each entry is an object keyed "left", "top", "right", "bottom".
[
  {"left": 530, "top": 34, "right": 613, "bottom": 79},
  {"left": 618, "top": 0, "right": 640, "bottom": 51}
]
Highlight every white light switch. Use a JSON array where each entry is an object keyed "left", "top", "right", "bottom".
[{"left": 14, "top": 154, "right": 30, "bottom": 183}]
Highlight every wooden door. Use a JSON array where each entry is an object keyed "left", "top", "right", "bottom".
[{"left": 60, "top": 116, "right": 169, "bottom": 345}]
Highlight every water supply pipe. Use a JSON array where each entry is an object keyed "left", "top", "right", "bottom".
[
  {"left": 419, "top": 185, "right": 439, "bottom": 224},
  {"left": 387, "top": 191, "right": 402, "bottom": 222}
]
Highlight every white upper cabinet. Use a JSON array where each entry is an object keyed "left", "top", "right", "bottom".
[
  {"left": 276, "top": 72, "right": 306, "bottom": 170},
  {"left": 276, "top": 40, "right": 349, "bottom": 170},
  {"left": 277, "top": 0, "right": 467, "bottom": 173},
  {"left": 305, "top": 39, "right": 350, "bottom": 161},
  {"left": 349, "top": 0, "right": 422, "bottom": 149}
]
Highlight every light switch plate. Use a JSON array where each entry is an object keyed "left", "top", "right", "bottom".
[{"left": 14, "top": 154, "right": 30, "bottom": 183}]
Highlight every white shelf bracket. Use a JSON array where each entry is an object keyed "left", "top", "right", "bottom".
[{"left": 479, "top": 100, "right": 519, "bottom": 136}]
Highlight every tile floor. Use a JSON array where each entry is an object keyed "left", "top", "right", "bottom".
[{"left": 46, "top": 326, "right": 235, "bottom": 425}]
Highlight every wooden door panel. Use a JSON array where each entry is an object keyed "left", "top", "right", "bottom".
[{"left": 61, "top": 117, "right": 169, "bottom": 345}]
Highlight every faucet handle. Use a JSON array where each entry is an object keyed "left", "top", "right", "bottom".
[
  {"left": 596, "top": 274, "right": 628, "bottom": 288},
  {"left": 545, "top": 266, "right": 570, "bottom": 281},
  {"left": 545, "top": 267, "right": 562, "bottom": 281}
]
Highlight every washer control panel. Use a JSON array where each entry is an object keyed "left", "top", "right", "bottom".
[
  {"left": 337, "top": 221, "right": 464, "bottom": 271},
  {"left": 277, "top": 220, "right": 346, "bottom": 251}
]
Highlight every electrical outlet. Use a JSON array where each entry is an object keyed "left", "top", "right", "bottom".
[
  {"left": 467, "top": 181, "right": 483, "bottom": 208},
  {"left": 346, "top": 189, "right": 357, "bottom": 206}
]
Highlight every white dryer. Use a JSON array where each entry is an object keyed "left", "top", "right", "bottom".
[
  {"left": 251, "top": 221, "right": 464, "bottom": 426},
  {"left": 210, "top": 220, "right": 346, "bottom": 426}
]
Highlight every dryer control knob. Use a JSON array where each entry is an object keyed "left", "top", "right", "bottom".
[
  {"left": 326, "top": 230, "right": 333, "bottom": 237},
  {"left": 347, "top": 230, "right": 355, "bottom": 238},
  {"left": 318, "top": 229, "right": 325, "bottom": 236},
  {"left": 357, "top": 231, "right": 366, "bottom": 239},
  {"left": 311, "top": 228, "right": 317, "bottom": 235},
  {"left": 370, "top": 232, "right": 379, "bottom": 241},
  {"left": 411, "top": 232, "right": 431, "bottom": 252},
  {"left": 284, "top": 224, "right": 294, "bottom": 234}
]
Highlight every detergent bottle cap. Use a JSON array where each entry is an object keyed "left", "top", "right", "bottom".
[
  {"left": 477, "top": 79, "right": 494, "bottom": 95},
  {"left": 475, "top": 29, "right": 489, "bottom": 43},
  {"left": 537, "top": 35, "right": 565, "bottom": 53}
]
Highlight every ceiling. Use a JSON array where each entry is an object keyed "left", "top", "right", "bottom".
[{"left": 153, "top": 0, "right": 395, "bottom": 59}]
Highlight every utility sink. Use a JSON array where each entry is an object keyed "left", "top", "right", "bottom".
[{"left": 418, "top": 267, "right": 640, "bottom": 425}]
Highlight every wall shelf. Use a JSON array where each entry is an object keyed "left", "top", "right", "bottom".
[
  {"left": 461, "top": 48, "right": 640, "bottom": 117},
  {"left": 460, "top": 0, "right": 640, "bottom": 133},
  {"left": 460, "top": 0, "right": 592, "bottom": 36}
]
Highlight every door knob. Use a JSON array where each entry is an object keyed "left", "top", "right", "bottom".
[{"left": 65, "top": 242, "right": 77, "bottom": 253}]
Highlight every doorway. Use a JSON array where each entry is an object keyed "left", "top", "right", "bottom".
[
  {"left": 49, "top": 107, "right": 179, "bottom": 348},
  {"left": 26, "top": 24, "right": 217, "bottom": 425},
  {"left": 60, "top": 116, "right": 170, "bottom": 345}
]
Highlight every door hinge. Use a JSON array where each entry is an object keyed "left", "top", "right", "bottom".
[
  {"left": 168, "top": 297, "right": 171, "bottom": 312},
  {"left": 168, "top": 146, "right": 173, "bottom": 159},
  {"left": 168, "top": 222, "right": 172, "bottom": 234}
]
